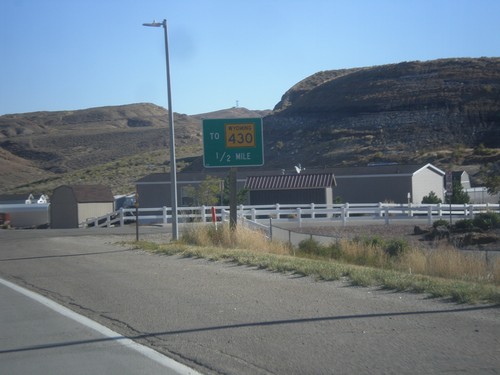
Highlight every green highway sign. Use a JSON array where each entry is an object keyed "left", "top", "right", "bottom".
[{"left": 202, "top": 118, "right": 264, "bottom": 168}]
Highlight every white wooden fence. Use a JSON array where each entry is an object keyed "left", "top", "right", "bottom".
[{"left": 84, "top": 202, "right": 500, "bottom": 228}]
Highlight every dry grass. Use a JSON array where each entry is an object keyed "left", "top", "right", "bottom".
[
  {"left": 132, "top": 223, "right": 500, "bottom": 304},
  {"left": 398, "top": 246, "right": 500, "bottom": 285},
  {"left": 336, "top": 239, "right": 390, "bottom": 268},
  {"left": 297, "top": 233, "right": 499, "bottom": 286},
  {"left": 181, "top": 223, "right": 289, "bottom": 256},
  {"left": 182, "top": 223, "right": 500, "bottom": 286}
]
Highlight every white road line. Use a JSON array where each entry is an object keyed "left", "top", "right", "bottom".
[{"left": 0, "top": 277, "right": 203, "bottom": 375}]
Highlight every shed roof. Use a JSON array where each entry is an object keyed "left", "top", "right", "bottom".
[
  {"left": 55, "top": 185, "right": 114, "bottom": 203},
  {"left": 245, "top": 173, "right": 336, "bottom": 190}
]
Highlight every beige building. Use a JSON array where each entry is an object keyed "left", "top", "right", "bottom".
[{"left": 50, "top": 185, "right": 114, "bottom": 228}]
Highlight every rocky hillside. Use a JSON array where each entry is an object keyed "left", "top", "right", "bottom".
[
  {"left": 1, "top": 57, "right": 499, "bottom": 195},
  {"left": 263, "top": 58, "right": 500, "bottom": 170}
]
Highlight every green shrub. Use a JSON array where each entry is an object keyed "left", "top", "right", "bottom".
[
  {"left": 298, "top": 238, "right": 321, "bottom": 254},
  {"left": 353, "top": 235, "right": 385, "bottom": 248},
  {"left": 298, "top": 238, "right": 343, "bottom": 259},
  {"left": 367, "top": 235, "right": 384, "bottom": 247},
  {"left": 422, "top": 191, "right": 442, "bottom": 204},
  {"left": 433, "top": 219, "right": 450, "bottom": 229},
  {"left": 473, "top": 212, "right": 500, "bottom": 230},
  {"left": 326, "top": 242, "right": 343, "bottom": 260},
  {"left": 454, "top": 219, "right": 474, "bottom": 231},
  {"left": 384, "top": 239, "right": 409, "bottom": 258}
]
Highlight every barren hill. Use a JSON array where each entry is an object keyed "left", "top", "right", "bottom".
[
  {"left": 1, "top": 57, "right": 499, "bottom": 195},
  {"left": 0, "top": 104, "right": 267, "bottom": 193}
]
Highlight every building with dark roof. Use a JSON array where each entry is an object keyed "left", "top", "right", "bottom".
[
  {"left": 136, "top": 172, "right": 242, "bottom": 208},
  {"left": 245, "top": 173, "right": 336, "bottom": 205},
  {"left": 331, "top": 163, "right": 445, "bottom": 203}
]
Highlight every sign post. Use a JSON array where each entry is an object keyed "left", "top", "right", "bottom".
[{"left": 202, "top": 118, "right": 264, "bottom": 229}]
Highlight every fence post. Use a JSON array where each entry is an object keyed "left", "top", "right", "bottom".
[
  {"left": 428, "top": 205, "right": 433, "bottom": 225},
  {"left": 297, "top": 207, "right": 302, "bottom": 227},
  {"left": 251, "top": 208, "right": 256, "bottom": 221},
  {"left": 119, "top": 208, "right": 124, "bottom": 227},
  {"left": 438, "top": 203, "right": 442, "bottom": 217},
  {"left": 275, "top": 203, "right": 280, "bottom": 219},
  {"left": 163, "top": 206, "right": 168, "bottom": 224},
  {"left": 311, "top": 203, "right": 315, "bottom": 219},
  {"left": 469, "top": 204, "right": 474, "bottom": 218},
  {"left": 345, "top": 202, "right": 350, "bottom": 218},
  {"left": 201, "top": 205, "right": 206, "bottom": 223},
  {"left": 378, "top": 202, "right": 383, "bottom": 217},
  {"left": 269, "top": 218, "right": 273, "bottom": 241},
  {"left": 341, "top": 204, "right": 347, "bottom": 225}
]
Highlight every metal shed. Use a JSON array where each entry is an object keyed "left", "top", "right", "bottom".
[
  {"left": 50, "top": 185, "right": 114, "bottom": 228},
  {"left": 331, "top": 163, "right": 445, "bottom": 203},
  {"left": 245, "top": 173, "right": 336, "bottom": 205}
]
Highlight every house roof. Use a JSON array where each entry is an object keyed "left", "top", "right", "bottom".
[
  {"left": 245, "top": 173, "right": 336, "bottom": 190},
  {"left": 55, "top": 185, "right": 114, "bottom": 203}
]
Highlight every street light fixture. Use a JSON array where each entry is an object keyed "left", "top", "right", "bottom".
[{"left": 143, "top": 19, "right": 178, "bottom": 240}]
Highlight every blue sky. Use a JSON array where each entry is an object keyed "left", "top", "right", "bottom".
[{"left": 1, "top": 0, "right": 499, "bottom": 116}]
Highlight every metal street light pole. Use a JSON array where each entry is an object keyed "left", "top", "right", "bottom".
[{"left": 143, "top": 19, "right": 178, "bottom": 240}]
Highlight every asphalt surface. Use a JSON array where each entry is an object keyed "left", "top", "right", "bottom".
[
  {"left": 1, "top": 226, "right": 499, "bottom": 374},
  {"left": 0, "top": 278, "right": 200, "bottom": 375}
]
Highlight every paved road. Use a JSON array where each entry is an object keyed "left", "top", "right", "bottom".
[
  {"left": 1, "top": 227, "right": 499, "bottom": 374},
  {"left": 0, "top": 278, "right": 200, "bottom": 375}
]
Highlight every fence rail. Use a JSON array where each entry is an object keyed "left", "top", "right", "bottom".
[{"left": 84, "top": 202, "right": 500, "bottom": 228}]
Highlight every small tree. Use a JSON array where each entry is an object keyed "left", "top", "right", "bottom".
[
  {"left": 446, "top": 181, "right": 470, "bottom": 204},
  {"left": 480, "top": 162, "right": 500, "bottom": 195},
  {"left": 421, "top": 191, "right": 442, "bottom": 204},
  {"left": 184, "top": 176, "right": 223, "bottom": 206},
  {"left": 198, "top": 176, "right": 223, "bottom": 206}
]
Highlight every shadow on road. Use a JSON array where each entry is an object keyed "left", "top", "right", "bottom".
[{"left": 2, "top": 304, "right": 497, "bottom": 355}]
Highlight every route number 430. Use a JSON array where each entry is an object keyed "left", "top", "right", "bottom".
[{"left": 225, "top": 123, "right": 256, "bottom": 148}]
